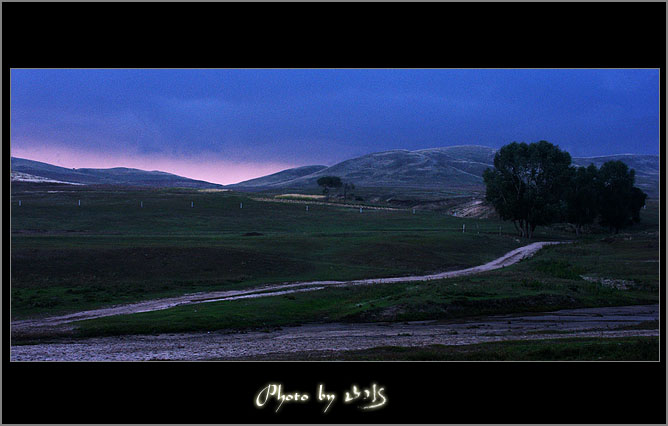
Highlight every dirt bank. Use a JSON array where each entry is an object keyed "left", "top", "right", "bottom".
[{"left": 10, "top": 304, "right": 658, "bottom": 361}]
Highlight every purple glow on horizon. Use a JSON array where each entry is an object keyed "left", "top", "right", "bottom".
[{"left": 10, "top": 145, "right": 295, "bottom": 185}]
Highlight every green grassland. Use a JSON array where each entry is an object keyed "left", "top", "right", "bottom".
[
  {"left": 73, "top": 232, "right": 659, "bottom": 337},
  {"left": 11, "top": 185, "right": 552, "bottom": 319},
  {"left": 11, "top": 185, "right": 659, "bottom": 340},
  {"left": 242, "top": 337, "right": 660, "bottom": 361}
]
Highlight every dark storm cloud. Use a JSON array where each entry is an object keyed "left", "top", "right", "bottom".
[{"left": 11, "top": 68, "right": 660, "bottom": 169}]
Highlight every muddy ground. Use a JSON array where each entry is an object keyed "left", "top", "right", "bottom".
[{"left": 10, "top": 304, "right": 658, "bottom": 361}]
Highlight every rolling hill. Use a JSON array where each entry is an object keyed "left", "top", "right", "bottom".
[
  {"left": 229, "top": 146, "right": 660, "bottom": 198},
  {"left": 230, "top": 165, "right": 327, "bottom": 188},
  {"left": 229, "top": 145, "right": 496, "bottom": 190},
  {"left": 11, "top": 146, "right": 660, "bottom": 197},
  {"left": 10, "top": 157, "right": 223, "bottom": 189}
]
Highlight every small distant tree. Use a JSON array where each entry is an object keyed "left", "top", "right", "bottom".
[
  {"left": 317, "top": 176, "right": 342, "bottom": 201},
  {"left": 564, "top": 164, "right": 601, "bottom": 236},
  {"left": 597, "top": 161, "right": 647, "bottom": 233}
]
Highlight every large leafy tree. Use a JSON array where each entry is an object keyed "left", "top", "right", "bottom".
[
  {"left": 564, "top": 164, "right": 601, "bottom": 236},
  {"left": 597, "top": 160, "right": 647, "bottom": 233},
  {"left": 483, "top": 141, "right": 572, "bottom": 238}
]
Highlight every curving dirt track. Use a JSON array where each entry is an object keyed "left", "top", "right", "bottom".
[{"left": 12, "top": 241, "right": 562, "bottom": 336}]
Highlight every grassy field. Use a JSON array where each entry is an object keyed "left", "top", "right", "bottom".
[
  {"left": 73, "top": 231, "right": 659, "bottom": 337},
  {"left": 11, "top": 184, "right": 559, "bottom": 319},
  {"left": 241, "top": 337, "right": 660, "bottom": 361},
  {"left": 11, "top": 184, "right": 660, "bottom": 340}
]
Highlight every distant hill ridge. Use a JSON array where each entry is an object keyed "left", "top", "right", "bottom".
[
  {"left": 10, "top": 157, "right": 223, "bottom": 188},
  {"left": 229, "top": 145, "right": 660, "bottom": 197},
  {"left": 11, "top": 145, "right": 660, "bottom": 197},
  {"left": 232, "top": 165, "right": 328, "bottom": 187},
  {"left": 229, "top": 145, "right": 497, "bottom": 190}
]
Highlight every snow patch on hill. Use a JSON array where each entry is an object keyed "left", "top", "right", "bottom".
[{"left": 11, "top": 172, "right": 83, "bottom": 185}]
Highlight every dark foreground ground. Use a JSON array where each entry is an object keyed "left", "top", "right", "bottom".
[
  {"left": 11, "top": 304, "right": 658, "bottom": 361},
  {"left": 10, "top": 186, "right": 661, "bottom": 361}
]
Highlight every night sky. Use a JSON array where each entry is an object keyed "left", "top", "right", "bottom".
[{"left": 10, "top": 68, "right": 660, "bottom": 185}]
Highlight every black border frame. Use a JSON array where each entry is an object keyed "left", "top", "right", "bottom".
[{"left": 3, "top": 2, "right": 666, "bottom": 424}]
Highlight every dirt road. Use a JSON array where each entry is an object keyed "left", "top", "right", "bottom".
[
  {"left": 11, "top": 241, "right": 562, "bottom": 336},
  {"left": 10, "top": 304, "right": 658, "bottom": 361}
]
